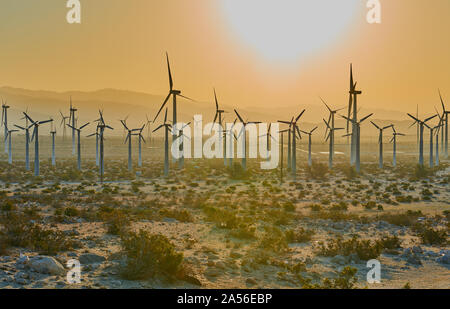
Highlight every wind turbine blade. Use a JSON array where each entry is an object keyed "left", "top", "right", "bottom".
[
  {"left": 153, "top": 124, "right": 164, "bottom": 133},
  {"left": 166, "top": 52, "right": 173, "bottom": 91},
  {"left": 370, "top": 121, "right": 380, "bottom": 130},
  {"left": 424, "top": 114, "right": 437, "bottom": 122},
  {"left": 407, "top": 113, "right": 419, "bottom": 123},
  {"left": 80, "top": 122, "right": 90, "bottom": 130},
  {"left": 320, "top": 97, "right": 332, "bottom": 112},
  {"left": 164, "top": 108, "right": 168, "bottom": 123},
  {"left": 40, "top": 119, "right": 53, "bottom": 125},
  {"left": 438, "top": 89, "right": 446, "bottom": 112},
  {"left": 214, "top": 88, "right": 219, "bottom": 111},
  {"left": 213, "top": 112, "right": 218, "bottom": 125},
  {"left": 296, "top": 109, "right": 306, "bottom": 122},
  {"left": 179, "top": 94, "right": 195, "bottom": 101},
  {"left": 14, "top": 124, "right": 25, "bottom": 130},
  {"left": 360, "top": 113, "right": 373, "bottom": 123},
  {"left": 153, "top": 93, "right": 171, "bottom": 122},
  {"left": 234, "top": 109, "right": 244, "bottom": 123},
  {"left": 311, "top": 126, "right": 318, "bottom": 134}
]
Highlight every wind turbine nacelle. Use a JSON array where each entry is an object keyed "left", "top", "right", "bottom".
[
  {"left": 350, "top": 90, "right": 362, "bottom": 95},
  {"left": 171, "top": 90, "right": 181, "bottom": 95}
]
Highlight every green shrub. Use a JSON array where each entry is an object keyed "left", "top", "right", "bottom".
[
  {"left": 120, "top": 230, "right": 183, "bottom": 280},
  {"left": 318, "top": 236, "right": 382, "bottom": 261},
  {"left": 285, "top": 227, "right": 315, "bottom": 243}
]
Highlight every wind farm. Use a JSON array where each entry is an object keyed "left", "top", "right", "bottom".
[{"left": 0, "top": 0, "right": 448, "bottom": 292}]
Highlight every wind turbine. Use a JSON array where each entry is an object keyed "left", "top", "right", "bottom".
[
  {"left": 278, "top": 116, "right": 294, "bottom": 171},
  {"left": 145, "top": 114, "right": 153, "bottom": 143},
  {"left": 119, "top": 115, "right": 130, "bottom": 139},
  {"left": 121, "top": 120, "right": 143, "bottom": 171},
  {"left": 299, "top": 127, "right": 318, "bottom": 167},
  {"left": 224, "top": 119, "right": 238, "bottom": 167},
  {"left": 2, "top": 100, "right": 10, "bottom": 153},
  {"left": 389, "top": 126, "right": 405, "bottom": 167},
  {"left": 439, "top": 90, "right": 449, "bottom": 158},
  {"left": 370, "top": 121, "right": 393, "bottom": 168},
  {"left": 259, "top": 123, "right": 277, "bottom": 160},
  {"left": 234, "top": 109, "right": 261, "bottom": 171},
  {"left": 407, "top": 113, "right": 437, "bottom": 166},
  {"left": 278, "top": 129, "right": 290, "bottom": 183},
  {"left": 435, "top": 109, "right": 445, "bottom": 166},
  {"left": 212, "top": 88, "right": 227, "bottom": 166},
  {"left": 341, "top": 113, "right": 373, "bottom": 173},
  {"left": 69, "top": 97, "right": 78, "bottom": 155},
  {"left": 136, "top": 125, "right": 146, "bottom": 168},
  {"left": 87, "top": 126, "right": 100, "bottom": 166},
  {"left": 24, "top": 113, "right": 52, "bottom": 176},
  {"left": 321, "top": 98, "right": 344, "bottom": 168},
  {"left": 347, "top": 64, "right": 362, "bottom": 166},
  {"left": 5, "top": 129, "right": 18, "bottom": 164},
  {"left": 323, "top": 118, "right": 344, "bottom": 170},
  {"left": 176, "top": 122, "right": 191, "bottom": 169},
  {"left": 153, "top": 52, "right": 195, "bottom": 149},
  {"left": 59, "top": 110, "right": 70, "bottom": 141},
  {"left": 278, "top": 110, "right": 305, "bottom": 178},
  {"left": 14, "top": 122, "right": 32, "bottom": 170},
  {"left": 50, "top": 120, "right": 57, "bottom": 166},
  {"left": 97, "top": 110, "right": 114, "bottom": 182},
  {"left": 67, "top": 122, "right": 90, "bottom": 170},
  {"left": 424, "top": 122, "right": 442, "bottom": 168},
  {"left": 153, "top": 109, "right": 172, "bottom": 176}
]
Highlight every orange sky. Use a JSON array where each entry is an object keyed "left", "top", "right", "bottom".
[{"left": 0, "top": 0, "right": 449, "bottom": 114}]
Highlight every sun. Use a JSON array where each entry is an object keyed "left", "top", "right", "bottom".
[{"left": 219, "top": 0, "right": 361, "bottom": 63}]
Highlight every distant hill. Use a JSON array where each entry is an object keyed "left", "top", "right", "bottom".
[{"left": 0, "top": 86, "right": 434, "bottom": 138}]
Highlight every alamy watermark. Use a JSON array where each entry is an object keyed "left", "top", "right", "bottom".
[
  {"left": 366, "top": 259, "right": 381, "bottom": 284},
  {"left": 170, "top": 115, "right": 280, "bottom": 170},
  {"left": 66, "top": 1, "right": 381, "bottom": 25}
]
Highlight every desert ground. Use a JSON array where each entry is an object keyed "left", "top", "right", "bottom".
[{"left": 0, "top": 136, "right": 448, "bottom": 289}]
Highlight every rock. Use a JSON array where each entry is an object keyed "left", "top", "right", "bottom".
[
  {"left": 17, "top": 254, "right": 29, "bottom": 264},
  {"left": 412, "top": 246, "right": 423, "bottom": 254},
  {"left": 183, "top": 274, "right": 202, "bottom": 286},
  {"left": 406, "top": 255, "right": 422, "bottom": 265},
  {"left": 79, "top": 253, "right": 106, "bottom": 264},
  {"left": 27, "top": 256, "right": 65, "bottom": 275},
  {"left": 15, "top": 277, "right": 28, "bottom": 285},
  {"left": 425, "top": 251, "right": 438, "bottom": 257},
  {"left": 67, "top": 252, "right": 78, "bottom": 257},
  {"left": 436, "top": 251, "right": 450, "bottom": 264},
  {"left": 246, "top": 278, "right": 257, "bottom": 286},
  {"left": 331, "top": 255, "right": 348, "bottom": 265}
]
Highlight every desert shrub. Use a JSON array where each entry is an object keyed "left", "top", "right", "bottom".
[
  {"left": 285, "top": 227, "right": 315, "bottom": 243},
  {"left": 102, "top": 209, "right": 131, "bottom": 236},
  {"left": 317, "top": 236, "right": 382, "bottom": 260},
  {"left": 64, "top": 206, "right": 80, "bottom": 217},
  {"left": 229, "top": 224, "right": 256, "bottom": 240},
  {"left": 378, "top": 235, "right": 402, "bottom": 249},
  {"left": 0, "top": 212, "right": 77, "bottom": 255},
  {"left": 414, "top": 164, "right": 432, "bottom": 179},
  {"left": 159, "top": 208, "right": 193, "bottom": 223},
  {"left": 1, "top": 199, "right": 16, "bottom": 212},
  {"left": 417, "top": 226, "right": 447, "bottom": 246},
  {"left": 120, "top": 230, "right": 183, "bottom": 280},
  {"left": 322, "top": 266, "right": 358, "bottom": 289},
  {"left": 258, "top": 226, "right": 289, "bottom": 253},
  {"left": 228, "top": 163, "right": 248, "bottom": 180},
  {"left": 306, "top": 162, "right": 328, "bottom": 180},
  {"left": 378, "top": 210, "right": 422, "bottom": 227},
  {"left": 300, "top": 266, "right": 358, "bottom": 289},
  {"left": 203, "top": 206, "right": 240, "bottom": 229}
]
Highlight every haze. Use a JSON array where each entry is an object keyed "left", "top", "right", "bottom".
[{"left": 0, "top": 0, "right": 449, "bottom": 115}]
